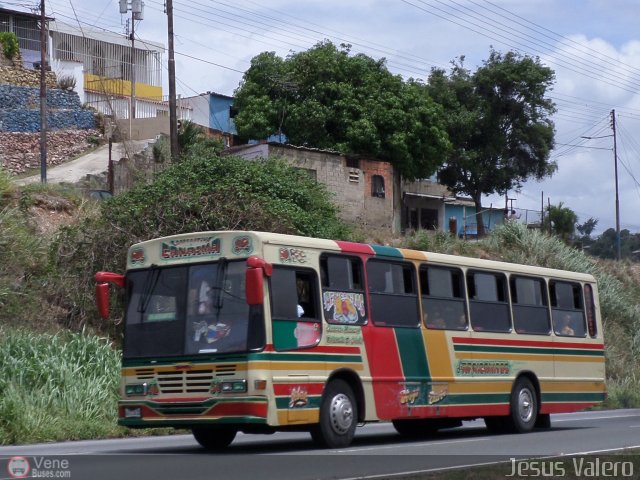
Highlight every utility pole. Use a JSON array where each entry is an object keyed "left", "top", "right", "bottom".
[
  {"left": 611, "top": 109, "right": 621, "bottom": 261},
  {"left": 130, "top": 9, "right": 135, "bottom": 121},
  {"left": 166, "top": 0, "right": 179, "bottom": 160},
  {"left": 119, "top": 0, "right": 144, "bottom": 137},
  {"left": 39, "top": 0, "right": 47, "bottom": 183}
]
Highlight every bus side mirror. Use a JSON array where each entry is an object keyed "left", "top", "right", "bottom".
[
  {"left": 246, "top": 268, "right": 264, "bottom": 305},
  {"left": 95, "top": 271, "right": 125, "bottom": 319},
  {"left": 96, "top": 283, "right": 111, "bottom": 319}
]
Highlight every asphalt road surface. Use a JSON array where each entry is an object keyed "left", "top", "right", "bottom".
[{"left": 1, "top": 409, "right": 639, "bottom": 480}]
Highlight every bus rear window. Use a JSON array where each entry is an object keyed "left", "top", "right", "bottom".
[{"left": 550, "top": 281, "right": 586, "bottom": 337}]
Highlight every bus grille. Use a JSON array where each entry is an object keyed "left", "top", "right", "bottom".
[
  {"left": 156, "top": 369, "right": 214, "bottom": 394},
  {"left": 133, "top": 365, "right": 238, "bottom": 394},
  {"left": 154, "top": 402, "right": 210, "bottom": 416}
]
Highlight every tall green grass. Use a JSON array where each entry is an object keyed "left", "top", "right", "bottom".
[{"left": 0, "top": 328, "right": 122, "bottom": 444}]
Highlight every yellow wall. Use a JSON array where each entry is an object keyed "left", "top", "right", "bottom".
[{"left": 84, "top": 74, "right": 162, "bottom": 101}]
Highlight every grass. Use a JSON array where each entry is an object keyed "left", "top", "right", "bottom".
[{"left": 0, "top": 328, "right": 123, "bottom": 444}]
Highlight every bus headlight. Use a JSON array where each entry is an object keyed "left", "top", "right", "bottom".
[
  {"left": 222, "top": 379, "right": 247, "bottom": 393},
  {"left": 125, "top": 383, "right": 148, "bottom": 396}
]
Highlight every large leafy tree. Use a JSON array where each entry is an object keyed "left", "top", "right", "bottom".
[
  {"left": 428, "top": 50, "right": 557, "bottom": 236},
  {"left": 233, "top": 41, "right": 450, "bottom": 179}
]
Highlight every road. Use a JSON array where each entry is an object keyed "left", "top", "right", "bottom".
[
  {"left": 16, "top": 140, "right": 152, "bottom": 185},
  {"left": 1, "top": 410, "right": 639, "bottom": 480}
]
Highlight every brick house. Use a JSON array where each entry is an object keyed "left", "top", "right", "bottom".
[{"left": 225, "top": 143, "right": 399, "bottom": 233}]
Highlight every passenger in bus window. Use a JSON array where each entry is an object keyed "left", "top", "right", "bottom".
[
  {"left": 198, "top": 280, "right": 213, "bottom": 314},
  {"left": 425, "top": 309, "right": 445, "bottom": 329},
  {"left": 559, "top": 313, "right": 575, "bottom": 335}
]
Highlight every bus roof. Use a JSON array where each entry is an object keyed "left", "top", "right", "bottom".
[{"left": 127, "top": 230, "right": 596, "bottom": 283}]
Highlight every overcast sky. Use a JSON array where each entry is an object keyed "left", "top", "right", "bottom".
[{"left": 9, "top": 0, "right": 640, "bottom": 234}]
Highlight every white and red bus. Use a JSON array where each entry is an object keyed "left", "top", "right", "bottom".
[{"left": 96, "top": 230, "right": 605, "bottom": 449}]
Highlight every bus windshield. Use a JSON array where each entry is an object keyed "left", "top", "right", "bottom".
[{"left": 123, "top": 259, "right": 264, "bottom": 358}]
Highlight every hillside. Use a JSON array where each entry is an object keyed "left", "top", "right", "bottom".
[{"left": 0, "top": 162, "right": 639, "bottom": 444}]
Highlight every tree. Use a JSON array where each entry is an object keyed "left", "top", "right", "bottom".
[
  {"left": 233, "top": 41, "right": 450, "bottom": 179},
  {"left": 543, "top": 202, "right": 577, "bottom": 243},
  {"left": 576, "top": 217, "right": 598, "bottom": 238},
  {"left": 589, "top": 228, "right": 640, "bottom": 260},
  {"left": 427, "top": 50, "right": 557, "bottom": 236}
]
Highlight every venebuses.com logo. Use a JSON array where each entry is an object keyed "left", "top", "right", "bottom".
[{"left": 6, "top": 456, "right": 71, "bottom": 478}]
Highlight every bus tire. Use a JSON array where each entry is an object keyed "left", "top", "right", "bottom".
[
  {"left": 311, "top": 379, "right": 357, "bottom": 448},
  {"left": 192, "top": 426, "right": 237, "bottom": 450},
  {"left": 510, "top": 377, "right": 537, "bottom": 433}
]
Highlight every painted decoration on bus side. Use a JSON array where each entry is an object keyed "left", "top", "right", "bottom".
[
  {"left": 279, "top": 247, "right": 307, "bottom": 264},
  {"left": 130, "top": 248, "right": 145, "bottom": 265},
  {"left": 161, "top": 237, "right": 221, "bottom": 260},
  {"left": 272, "top": 319, "right": 321, "bottom": 350},
  {"left": 289, "top": 386, "right": 309, "bottom": 408},
  {"left": 397, "top": 382, "right": 449, "bottom": 408},
  {"left": 325, "top": 324, "right": 363, "bottom": 345},
  {"left": 456, "top": 360, "right": 512, "bottom": 376},
  {"left": 232, "top": 235, "right": 253, "bottom": 255},
  {"left": 323, "top": 291, "right": 366, "bottom": 324}
]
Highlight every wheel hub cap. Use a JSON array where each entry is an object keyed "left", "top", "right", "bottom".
[{"left": 330, "top": 393, "right": 353, "bottom": 434}]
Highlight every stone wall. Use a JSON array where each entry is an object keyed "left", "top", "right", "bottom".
[
  {"left": 0, "top": 49, "right": 57, "bottom": 88},
  {"left": 0, "top": 129, "right": 101, "bottom": 175},
  {"left": 0, "top": 85, "right": 96, "bottom": 133}
]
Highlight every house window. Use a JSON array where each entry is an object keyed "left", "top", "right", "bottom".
[
  {"left": 346, "top": 157, "right": 360, "bottom": 169},
  {"left": 348, "top": 170, "right": 360, "bottom": 183},
  {"left": 372, "top": 175, "right": 385, "bottom": 198}
]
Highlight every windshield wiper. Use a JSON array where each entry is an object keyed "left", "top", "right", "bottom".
[
  {"left": 213, "top": 258, "right": 228, "bottom": 316},
  {"left": 137, "top": 265, "right": 160, "bottom": 314}
]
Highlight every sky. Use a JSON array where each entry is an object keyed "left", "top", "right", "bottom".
[{"left": 5, "top": 0, "right": 640, "bottom": 234}]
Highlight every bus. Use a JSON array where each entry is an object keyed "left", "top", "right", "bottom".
[{"left": 95, "top": 230, "right": 606, "bottom": 449}]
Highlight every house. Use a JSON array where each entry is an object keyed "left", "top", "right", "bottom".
[
  {"left": 179, "top": 92, "right": 239, "bottom": 147},
  {"left": 226, "top": 142, "right": 519, "bottom": 236},
  {"left": 226, "top": 143, "right": 398, "bottom": 233},
  {"left": 49, "top": 20, "right": 167, "bottom": 120},
  {"left": 402, "top": 178, "right": 506, "bottom": 236}
]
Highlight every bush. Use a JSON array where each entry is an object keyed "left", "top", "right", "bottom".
[
  {"left": 57, "top": 74, "right": 77, "bottom": 91},
  {"left": 0, "top": 32, "right": 19, "bottom": 60},
  {"left": 49, "top": 152, "right": 350, "bottom": 336}
]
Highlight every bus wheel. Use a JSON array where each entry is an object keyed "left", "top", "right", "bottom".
[
  {"left": 392, "top": 419, "right": 439, "bottom": 438},
  {"left": 510, "top": 377, "right": 537, "bottom": 433},
  {"left": 192, "top": 426, "right": 237, "bottom": 450},
  {"left": 311, "top": 379, "right": 357, "bottom": 448}
]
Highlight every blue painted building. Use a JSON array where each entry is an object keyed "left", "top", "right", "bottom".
[{"left": 180, "top": 92, "right": 238, "bottom": 146}]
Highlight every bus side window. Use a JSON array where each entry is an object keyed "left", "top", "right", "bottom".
[
  {"left": 366, "top": 259, "right": 419, "bottom": 328},
  {"left": 550, "top": 281, "right": 586, "bottom": 337},
  {"left": 271, "top": 267, "right": 320, "bottom": 321},
  {"left": 511, "top": 276, "right": 550, "bottom": 335},
  {"left": 467, "top": 271, "right": 511, "bottom": 332},
  {"left": 320, "top": 254, "right": 366, "bottom": 325},
  {"left": 420, "top": 266, "right": 467, "bottom": 330}
]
